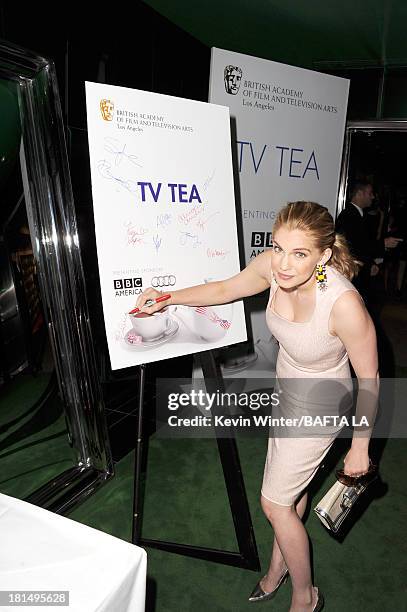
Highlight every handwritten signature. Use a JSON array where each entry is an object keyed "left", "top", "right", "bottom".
[
  {"left": 207, "top": 248, "right": 229, "bottom": 259},
  {"left": 104, "top": 137, "right": 142, "bottom": 167},
  {"left": 196, "top": 211, "right": 220, "bottom": 231},
  {"left": 178, "top": 206, "right": 203, "bottom": 226},
  {"left": 157, "top": 213, "right": 172, "bottom": 229},
  {"left": 202, "top": 169, "right": 216, "bottom": 192},
  {"left": 97, "top": 160, "right": 139, "bottom": 194},
  {"left": 125, "top": 222, "right": 148, "bottom": 246},
  {"left": 153, "top": 234, "right": 162, "bottom": 253},
  {"left": 180, "top": 232, "right": 202, "bottom": 248}
]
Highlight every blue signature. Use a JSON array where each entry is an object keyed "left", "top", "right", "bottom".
[
  {"left": 153, "top": 234, "right": 162, "bottom": 253},
  {"left": 104, "top": 138, "right": 142, "bottom": 167},
  {"left": 97, "top": 160, "right": 139, "bottom": 194},
  {"left": 202, "top": 169, "right": 216, "bottom": 192},
  {"left": 157, "top": 213, "right": 172, "bottom": 229},
  {"left": 179, "top": 232, "right": 201, "bottom": 248}
]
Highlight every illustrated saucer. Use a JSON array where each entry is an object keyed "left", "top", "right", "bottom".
[{"left": 124, "top": 319, "right": 179, "bottom": 349}]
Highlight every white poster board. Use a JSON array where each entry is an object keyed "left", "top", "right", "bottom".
[
  {"left": 208, "top": 48, "right": 349, "bottom": 372},
  {"left": 85, "top": 82, "right": 246, "bottom": 370}
]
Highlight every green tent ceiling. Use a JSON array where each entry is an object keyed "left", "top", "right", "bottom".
[{"left": 143, "top": 0, "right": 407, "bottom": 69}]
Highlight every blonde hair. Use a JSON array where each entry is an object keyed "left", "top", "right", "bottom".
[{"left": 273, "top": 201, "right": 362, "bottom": 280}]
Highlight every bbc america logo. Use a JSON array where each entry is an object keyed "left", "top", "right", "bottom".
[
  {"left": 114, "top": 278, "right": 142, "bottom": 289},
  {"left": 251, "top": 232, "right": 273, "bottom": 247},
  {"left": 114, "top": 278, "right": 143, "bottom": 297},
  {"left": 151, "top": 275, "right": 176, "bottom": 288},
  {"left": 249, "top": 232, "right": 273, "bottom": 259}
]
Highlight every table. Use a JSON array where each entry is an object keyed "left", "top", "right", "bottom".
[{"left": 0, "top": 493, "right": 146, "bottom": 611}]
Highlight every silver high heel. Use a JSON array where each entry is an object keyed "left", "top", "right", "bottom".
[
  {"left": 313, "top": 586, "right": 324, "bottom": 611},
  {"left": 248, "top": 569, "right": 289, "bottom": 603}
]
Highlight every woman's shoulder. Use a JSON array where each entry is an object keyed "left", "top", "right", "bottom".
[
  {"left": 323, "top": 267, "right": 366, "bottom": 335},
  {"left": 325, "top": 265, "right": 362, "bottom": 305},
  {"left": 249, "top": 249, "right": 273, "bottom": 282},
  {"left": 327, "top": 265, "right": 358, "bottom": 293}
]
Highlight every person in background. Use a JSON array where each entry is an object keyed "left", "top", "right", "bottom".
[
  {"left": 335, "top": 180, "right": 401, "bottom": 305},
  {"left": 395, "top": 197, "right": 407, "bottom": 298},
  {"left": 383, "top": 198, "right": 407, "bottom": 298}
]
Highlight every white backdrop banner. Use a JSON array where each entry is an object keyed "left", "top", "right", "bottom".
[
  {"left": 208, "top": 48, "right": 349, "bottom": 370},
  {"left": 85, "top": 82, "right": 246, "bottom": 370}
]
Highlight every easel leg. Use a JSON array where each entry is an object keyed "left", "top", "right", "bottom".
[
  {"left": 132, "top": 363, "right": 146, "bottom": 544},
  {"left": 197, "top": 350, "right": 259, "bottom": 569},
  {"left": 131, "top": 354, "right": 260, "bottom": 570}
]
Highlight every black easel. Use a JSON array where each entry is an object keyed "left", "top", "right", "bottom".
[{"left": 131, "top": 350, "right": 260, "bottom": 570}]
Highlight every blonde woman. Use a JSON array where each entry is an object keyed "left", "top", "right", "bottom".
[{"left": 134, "top": 202, "right": 379, "bottom": 612}]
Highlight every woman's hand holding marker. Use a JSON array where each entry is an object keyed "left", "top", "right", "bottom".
[{"left": 129, "top": 291, "right": 171, "bottom": 315}]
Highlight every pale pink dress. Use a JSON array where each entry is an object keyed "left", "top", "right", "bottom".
[{"left": 261, "top": 265, "right": 361, "bottom": 506}]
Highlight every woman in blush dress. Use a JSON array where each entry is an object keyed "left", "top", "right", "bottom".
[{"left": 134, "top": 202, "right": 379, "bottom": 612}]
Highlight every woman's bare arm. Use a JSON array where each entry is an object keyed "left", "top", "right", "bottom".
[
  {"left": 330, "top": 290, "right": 379, "bottom": 475},
  {"left": 331, "top": 290, "right": 379, "bottom": 379},
  {"left": 134, "top": 250, "right": 272, "bottom": 313}
]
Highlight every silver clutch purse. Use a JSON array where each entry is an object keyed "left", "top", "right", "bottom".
[{"left": 314, "top": 461, "right": 378, "bottom": 533}]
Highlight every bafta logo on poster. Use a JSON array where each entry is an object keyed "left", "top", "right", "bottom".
[
  {"left": 224, "top": 65, "right": 242, "bottom": 95},
  {"left": 100, "top": 99, "right": 114, "bottom": 121}
]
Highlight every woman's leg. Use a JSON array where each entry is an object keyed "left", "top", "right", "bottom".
[
  {"left": 261, "top": 490, "right": 308, "bottom": 591},
  {"left": 260, "top": 495, "right": 318, "bottom": 612}
]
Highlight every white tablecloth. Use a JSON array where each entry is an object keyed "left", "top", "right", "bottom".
[{"left": 0, "top": 493, "right": 146, "bottom": 611}]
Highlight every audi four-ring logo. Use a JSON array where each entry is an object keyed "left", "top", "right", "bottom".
[{"left": 151, "top": 275, "right": 176, "bottom": 288}]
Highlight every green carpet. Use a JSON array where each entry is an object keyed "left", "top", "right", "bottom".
[
  {"left": 3, "top": 310, "right": 405, "bottom": 610},
  {"left": 0, "top": 373, "right": 74, "bottom": 499},
  {"left": 68, "top": 434, "right": 407, "bottom": 611}
]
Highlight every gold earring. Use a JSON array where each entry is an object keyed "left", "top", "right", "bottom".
[{"left": 316, "top": 263, "right": 327, "bottom": 291}]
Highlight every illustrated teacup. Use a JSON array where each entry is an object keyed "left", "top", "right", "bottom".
[
  {"left": 129, "top": 307, "right": 171, "bottom": 341},
  {"left": 175, "top": 304, "right": 233, "bottom": 342}
]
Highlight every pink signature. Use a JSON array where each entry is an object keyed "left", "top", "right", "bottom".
[
  {"left": 126, "top": 223, "right": 148, "bottom": 245},
  {"left": 178, "top": 206, "right": 202, "bottom": 226},
  {"left": 196, "top": 211, "right": 220, "bottom": 231},
  {"left": 207, "top": 248, "right": 229, "bottom": 259}
]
